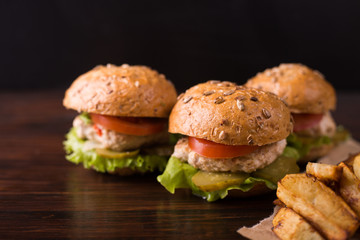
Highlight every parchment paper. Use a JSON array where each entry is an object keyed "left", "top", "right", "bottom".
[{"left": 237, "top": 138, "right": 360, "bottom": 240}]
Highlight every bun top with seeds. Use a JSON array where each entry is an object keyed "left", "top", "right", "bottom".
[
  {"left": 63, "top": 64, "right": 177, "bottom": 117},
  {"left": 245, "top": 63, "right": 336, "bottom": 114},
  {"left": 169, "top": 80, "right": 293, "bottom": 146}
]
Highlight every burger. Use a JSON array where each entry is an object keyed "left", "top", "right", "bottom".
[
  {"left": 157, "top": 80, "right": 299, "bottom": 201},
  {"left": 245, "top": 63, "right": 349, "bottom": 163},
  {"left": 63, "top": 64, "right": 178, "bottom": 175}
]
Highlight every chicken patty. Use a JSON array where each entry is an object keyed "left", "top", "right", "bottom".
[
  {"left": 172, "top": 137, "right": 286, "bottom": 173},
  {"left": 73, "top": 116, "right": 169, "bottom": 152}
]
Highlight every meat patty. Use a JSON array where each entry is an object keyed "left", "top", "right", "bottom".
[
  {"left": 296, "top": 111, "right": 336, "bottom": 138},
  {"left": 172, "top": 137, "right": 286, "bottom": 173},
  {"left": 73, "top": 116, "right": 169, "bottom": 152}
]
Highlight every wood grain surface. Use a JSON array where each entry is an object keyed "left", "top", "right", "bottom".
[{"left": 0, "top": 90, "right": 359, "bottom": 239}]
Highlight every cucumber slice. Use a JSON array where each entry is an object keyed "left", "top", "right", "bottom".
[
  {"left": 192, "top": 171, "right": 249, "bottom": 192},
  {"left": 95, "top": 148, "right": 140, "bottom": 158},
  {"left": 253, "top": 156, "right": 299, "bottom": 184}
]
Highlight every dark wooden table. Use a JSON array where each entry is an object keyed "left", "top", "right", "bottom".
[{"left": 0, "top": 90, "right": 359, "bottom": 239}]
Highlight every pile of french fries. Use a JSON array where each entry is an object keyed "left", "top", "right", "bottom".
[{"left": 273, "top": 152, "right": 360, "bottom": 240}]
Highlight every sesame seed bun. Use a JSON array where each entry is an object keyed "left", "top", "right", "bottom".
[
  {"left": 169, "top": 81, "right": 293, "bottom": 146},
  {"left": 245, "top": 63, "right": 336, "bottom": 114},
  {"left": 63, "top": 64, "right": 177, "bottom": 117}
]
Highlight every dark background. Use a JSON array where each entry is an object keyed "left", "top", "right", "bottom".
[{"left": 1, "top": 0, "right": 360, "bottom": 93}]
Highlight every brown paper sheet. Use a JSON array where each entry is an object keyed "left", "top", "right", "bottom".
[
  {"left": 237, "top": 138, "right": 360, "bottom": 240},
  {"left": 238, "top": 206, "right": 280, "bottom": 240}
]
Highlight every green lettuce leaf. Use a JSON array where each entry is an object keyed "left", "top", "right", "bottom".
[
  {"left": 157, "top": 146, "right": 299, "bottom": 202},
  {"left": 169, "top": 133, "right": 183, "bottom": 145},
  {"left": 287, "top": 126, "right": 350, "bottom": 159},
  {"left": 79, "top": 112, "right": 92, "bottom": 124},
  {"left": 332, "top": 125, "right": 351, "bottom": 144},
  {"left": 281, "top": 146, "right": 301, "bottom": 160},
  {"left": 64, "top": 128, "right": 168, "bottom": 173}
]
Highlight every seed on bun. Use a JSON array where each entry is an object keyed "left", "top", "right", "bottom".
[
  {"left": 63, "top": 63, "right": 177, "bottom": 117},
  {"left": 157, "top": 81, "right": 299, "bottom": 201},
  {"left": 245, "top": 63, "right": 348, "bottom": 163},
  {"left": 63, "top": 64, "right": 178, "bottom": 175},
  {"left": 170, "top": 81, "right": 293, "bottom": 146},
  {"left": 245, "top": 63, "right": 336, "bottom": 114}
]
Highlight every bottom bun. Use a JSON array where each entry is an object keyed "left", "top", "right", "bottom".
[{"left": 298, "top": 143, "right": 335, "bottom": 164}]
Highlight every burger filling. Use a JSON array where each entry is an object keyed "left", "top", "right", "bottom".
[
  {"left": 173, "top": 137, "right": 286, "bottom": 173},
  {"left": 293, "top": 111, "right": 336, "bottom": 137},
  {"left": 157, "top": 136, "right": 300, "bottom": 202},
  {"left": 64, "top": 112, "right": 175, "bottom": 174},
  {"left": 73, "top": 115, "right": 170, "bottom": 152},
  {"left": 288, "top": 111, "right": 349, "bottom": 159}
]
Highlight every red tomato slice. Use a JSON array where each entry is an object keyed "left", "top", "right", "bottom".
[
  {"left": 292, "top": 113, "right": 323, "bottom": 132},
  {"left": 188, "top": 136, "right": 259, "bottom": 159},
  {"left": 90, "top": 113, "right": 166, "bottom": 136}
]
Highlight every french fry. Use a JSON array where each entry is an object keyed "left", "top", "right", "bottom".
[
  {"left": 272, "top": 207, "right": 324, "bottom": 240},
  {"left": 306, "top": 162, "right": 342, "bottom": 184},
  {"left": 352, "top": 153, "right": 360, "bottom": 180},
  {"left": 339, "top": 162, "right": 360, "bottom": 218},
  {"left": 277, "top": 173, "right": 359, "bottom": 240},
  {"left": 343, "top": 154, "right": 355, "bottom": 168},
  {"left": 273, "top": 199, "right": 286, "bottom": 207}
]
